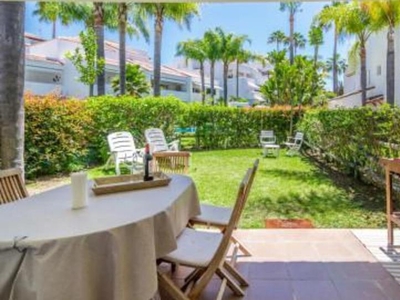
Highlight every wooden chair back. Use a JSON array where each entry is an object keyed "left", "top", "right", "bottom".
[
  {"left": 152, "top": 151, "right": 191, "bottom": 174},
  {"left": 188, "top": 165, "right": 256, "bottom": 298},
  {"left": 0, "top": 168, "right": 28, "bottom": 205}
]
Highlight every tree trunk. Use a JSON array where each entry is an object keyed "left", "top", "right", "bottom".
[
  {"left": 119, "top": 3, "right": 127, "bottom": 96},
  {"left": 289, "top": 14, "right": 294, "bottom": 65},
  {"left": 277, "top": 41, "right": 279, "bottom": 51},
  {"left": 223, "top": 63, "right": 228, "bottom": 106},
  {"left": 333, "top": 28, "right": 338, "bottom": 94},
  {"left": 200, "top": 61, "right": 205, "bottom": 104},
  {"left": 360, "top": 44, "right": 367, "bottom": 106},
  {"left": 89, "top": 84, "right": 94, "bottom": 97},
  {"left": 0, "top": 3, "right": 25, "bottom": 171},
  {"left": 236, "top": 59, "right": 240, "bottom": 99},
  {"left": 210, "top": 60, "right": 215, "bottom": 105},
  {"left": 153, "top": 6, "right": 163, "bottom": 97},
  {"left": 386, "top": 27, "right": 395, "bottom": 106},
  {"left": 314, "top": 45, "right": 318, "bottom": 67},
  {"left": 52, "top": 20, "right": 56, "bottom": 39},
  {"left": 94, "top": 3, "right": 105, "bottom": 96}
]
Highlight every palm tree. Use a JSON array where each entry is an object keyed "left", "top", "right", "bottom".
[
  {"left": 291, "top": 32, "right": 306, "bottom": 56},
  {"left": 280, "top": 1, "right": 302, "bottom": 64},
  {"left": 216, "top": 28, "right": 250, "bottom": 106},
  {"left": 0, "top": 2, "right": 25, "bottom": 170},
  {"left": 316, "top": 1, "right": 345, "bottom": 94},
  {"left": 176, "top": 39, "right": 207, "bottom": 104},
  {"left": 267, "top": 30, "right": 286, "bottom": 51},
  {"left": 366, "top": 0, "right": 400, "bottom": 106},
  {"left": 338, "top": 2, "right": 374, "bottom": 106},
  {"left": 34, "top": 3, "right": 62, "bottom": 39},
  {"left": 115, "top": 3, "right": 149, "bottom": 95},
  {"left": 93, "top": 3, "right": 105, "bottom": 96},
  {"left": 203, "top": 29, "right": 222, "bottom": 105},
  {"left": 308, "top": 25, "right": 324, "bottom": 66},
  {"left": 140, "top": 3, "right": 199, "bottom": 97}
]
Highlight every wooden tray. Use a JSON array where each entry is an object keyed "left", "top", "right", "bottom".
[{"left": 92, "top": 172, "right": 171, "bottom": 195}]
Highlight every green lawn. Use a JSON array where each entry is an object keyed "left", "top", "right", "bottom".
[
  {"left": 90, "top": 148, "right": 386, "bottom": 229},
  {"left": 187, "top": 149, "right": 386, "bottom": 229}
]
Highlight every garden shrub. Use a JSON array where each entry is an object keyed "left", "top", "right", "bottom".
[
  {"left": 23, "top": 94, "right": 302, "bottom": 178},
  {"left": 86, "top": 95, "right": 185, "bottom": 162},
  {"left": 179, "top": 104, "right": 302, "bottom": 149},
  {"left": 299, "top": 105, "right": 400, "bottom": 181},
  {"left": 25, "top": 93, "right": 91, "bottom": 178}
]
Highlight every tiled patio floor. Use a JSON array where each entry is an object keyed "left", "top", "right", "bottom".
[{"left": 161, "top": 229, "right": 400, "bottom": 300}]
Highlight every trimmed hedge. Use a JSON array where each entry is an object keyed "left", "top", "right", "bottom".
[
  {"left": 299, "top": 105, "right": 400, "bottom": 181},
  {"left": 24, "top": 95, "right": 301, "bottom": 178}
]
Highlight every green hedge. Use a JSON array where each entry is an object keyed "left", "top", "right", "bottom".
[
  {"left": 25, "top": 95, "right": 301, "bottom": 178},
  {"left": 299, "top": 105, "right": 400, "bottom": 180}
]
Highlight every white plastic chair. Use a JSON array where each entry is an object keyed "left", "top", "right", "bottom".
[
  {"left": 144, "top": 128, "right": 179, "bottom": 152},
  {"left": 106, "top": 131, "right": 143, "bottom": 175},
  {"left": 284, "top": 132, "right": 304, "bottom": 156},
  {"left": 260, "top": 130, "right": 276, "bottom": 147}
]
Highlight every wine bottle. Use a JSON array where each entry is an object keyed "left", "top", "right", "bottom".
[{"left": 143, "top": 143, "right": 154, "bottom": 181}]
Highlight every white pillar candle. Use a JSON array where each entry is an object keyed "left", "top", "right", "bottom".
[{"left": 71, "top": 172, "right": 88, "bottom": 209}]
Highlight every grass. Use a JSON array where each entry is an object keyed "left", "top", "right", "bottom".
[
  {"left": 26, "top": 148, "right": 386, "bottom": 229},
  {"left": 187, "top": 149, "right": 386, "bottom": 229}
]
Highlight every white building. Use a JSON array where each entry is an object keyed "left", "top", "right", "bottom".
[
  {"left": 24, "top": 34, "right": 221, "bottom": 102},
  {"left": 332, "top": 27, "right": 400, "bottom": 108},
  {"left": 173, "top": 58, "right": 271, "bottom": 105}
]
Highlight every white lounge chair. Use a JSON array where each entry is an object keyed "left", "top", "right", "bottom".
[
  {"left": 144, "top": 128, "right": 179, "bottom": 152},
  {"left": 284, "top": 132, "right": 304, "bottom": 156},
  {"left": 260, "top": 130, "right": 276, "bottom": 147},
  {"left": 106, "top": 131, "right": 144, "bottom": 175},
  {"left": 260, "top": 130, "right": 279, "bottom": 157}
]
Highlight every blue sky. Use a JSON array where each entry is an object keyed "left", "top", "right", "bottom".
[{"left": 25, "top": 2, "right": 349, "bottom": 86}]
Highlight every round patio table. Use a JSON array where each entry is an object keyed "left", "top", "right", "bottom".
[{"left": 0, "top": 174, "right": 200, "bottom": 300}]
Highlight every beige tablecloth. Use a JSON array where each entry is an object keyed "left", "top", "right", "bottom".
[{"left": 0, "top": 175, "right": 200, "bottom": 300}]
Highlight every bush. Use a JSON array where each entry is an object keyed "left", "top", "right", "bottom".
[
  {"left": 179, "top": 104, "right": 302, "bottom": 149},
  {"left": 86, "top": 96, "right": 185, "bottom": 162},
  {"left": 25, "top": 93, "right": 91, "bottom": 178},
  {"left": 23, "top": 94, "right": 303, "bottom": 178},
  {"left": 299, "top": 105, "right": 400, "bottom": 180}
]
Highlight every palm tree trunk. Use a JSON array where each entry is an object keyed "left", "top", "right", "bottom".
[
  {"left": 277, "top": 41, "right": 279, "bottom": 51},
  {"left": 89, "top": 84, "right": 94, "bottom": 97},
  {"left": 52, "top": 20, "right": 56, "bottom": 39},
  {"left": 289, "top": 14, "right": 294, "bottom": 64},
  {"left": 200, "top": 61, "right": 205, "bottom": 104},
  {"left": 223, "top": 63, "right": 228, "bottom": 106},
  {"left": 0, "top": 2, "right": 25, "bottom": 171},
  {"left": 386, "top": 27, "right": 395, "bottom": 106},
  {"left": 333, "top": 29, "right": 338, "bottom": 94},
  {"left": 94, "top": 3, "right": 105, "bottom": 96},
  {"left": 119, "top": 3, "right": 127, "bottom": 96},
  {"left": 314, "top": 45, "right": 318, "bottom": 67},
  {"left": 210, "top": 60, "right": 215, "bottom": 105},
  {"left": 153, "top": 6, "right": 163, "bottom": 97},
  {"left": 236, "top": 59, "right": 240, "bottom": 98},
  {"left": 360, "top": 44, "right": 367, "bottom": 106}
]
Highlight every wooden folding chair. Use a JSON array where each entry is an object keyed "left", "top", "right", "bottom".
[
  {"left": 189, "top": 159, "right": 259, "bottom": 256},
  {"left": 0, "top": 168, "right": 28, "bottom": 205},
  {"left": 158, "top": 165, "right": 257, "bottom": 300}
]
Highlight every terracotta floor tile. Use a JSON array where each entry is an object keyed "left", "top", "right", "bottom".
[
  {"left": 285, "top": 242, "right": 321, "bottom": 261},
  {"left": 248, "top": 261, "right": 289, "bottom": 280},
  {"left": 292, "top": 280, "right": 340, "bottom": 300},
  {"left": 314, "top": 242, "right": 358, "bottom": 261},
  {"left": 376, "top": 279, "right": 400, "bottom": 300},
  {"left": 246, "top": 280, "right": 294, "bottom": 300},
  {"left": 327, "top": 262, "right": 392, "bottom": 281},
  {"left": 287, "top": 262, "right": 330, "bottom": 280},
  {"left": 333, "top": 280, "right": 388, "bottom": 300}
]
